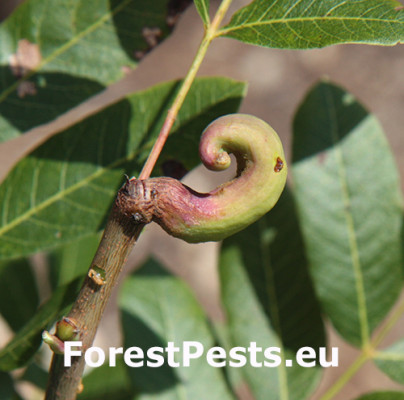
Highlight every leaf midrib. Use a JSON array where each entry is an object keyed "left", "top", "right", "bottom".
[
  {"left": 220, "top": 15, "right": 404, "bottom": 36},
  {"left": 375, "top": 351, "right": 404, "bottom": 361},
  {"left": 325, "top": 87, "right": 370, "bottom": 347}
]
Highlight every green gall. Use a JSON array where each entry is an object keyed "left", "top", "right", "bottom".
[{"left": 116, "top": 114, "right": 287, "bottom": 242}]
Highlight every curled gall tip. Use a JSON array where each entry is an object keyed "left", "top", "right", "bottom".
[{"left": 116, "top": 114, "right": 287, "bottom": 243}]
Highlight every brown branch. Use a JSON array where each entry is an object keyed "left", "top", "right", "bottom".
[
  {"left": 44, "top": 2, "right": 235, "bottom": 396},
  {"left": 45, "top": 199, "right": 143, "bottom": 399}
]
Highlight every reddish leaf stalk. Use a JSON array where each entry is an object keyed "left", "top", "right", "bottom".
[{"left": 139, "top": 0, "right": 234, "bottom": 180}]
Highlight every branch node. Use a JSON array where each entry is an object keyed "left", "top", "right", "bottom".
[{"left": 88, "top": 266, "right": 107, "bottom": 286}]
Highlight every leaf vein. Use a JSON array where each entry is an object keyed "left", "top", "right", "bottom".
[
  {"left": 62, "top": 197, "right": 102, "bottom": 215},
  {"left": 0, "top": 155, "right": 128, "bottom": 238},
  {"left": 221, "top": 15, "right": 404, "bottom": 40},
  {"left": 282, "top": 0, "right": 305, "bottom": 19}
]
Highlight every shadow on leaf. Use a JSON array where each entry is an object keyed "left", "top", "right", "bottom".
[
  {"left": 0, "top": 67, "right": 104, "bottom": 142},
  {"left": 121, "top": 310, "right": 179, "bottom": 394},
  {"left": 222, "top": 186, "right": 326, "bottom": 352}
]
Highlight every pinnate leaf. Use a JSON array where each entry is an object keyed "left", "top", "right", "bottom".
[
  {"left": 0, "top": 77, "right": 246, "bottom": 261},
  {"left": 292, "top": 82, "right": 403, "bottom": 346},
  {"left": 220, "top": 0, "right": 404, "bottom": 49}
]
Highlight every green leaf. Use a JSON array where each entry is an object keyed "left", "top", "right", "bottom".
[
  {"left": 119, "top": 258, "right": 234, "bottom": 400},
  {"left": 77, "top": 359, "right": 134, "bottom": 400},
  {"left": 0, "top": 77, "right": 246, "bottom": 261},
  {"left": 0, "top": 371, "right": 17, "bottom": 400},
  {"left": 48, "top": 233, "right": 101, "bottom": 289},
  {"left": 355, "top": 392, "right": 404, "bottom": 400},
  {"left": 292, "top": 81, "right": 403, "bottom": 347},
  {"left": 0, "top": 276, "right": 83, "bottom": 371},
  {"left": 21, "top": 359, "right": 131, "bottom": 400},
  {"left": 21, "top": 362, "right": 49, "bottom": 391},
  {"left": 0, "top": 258, "right": 39, "bottom": 332},
  {"left": 194, "top": 0, "right": 210, "bottom": 26},
  {"left": 220, "top": 0, "right": 404, "bottom": 49},
  {"left": 375, "top": 339, "right": 404, "bottom": 385},
  {"left": 0, "top": 0, "right": 191, "bottom": 142},
  {"left": 209, "top": 321, "right": 244, "bottom": 393},
  {"left": 219, "top": 188, "right": 325, "bottom": 400}
]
